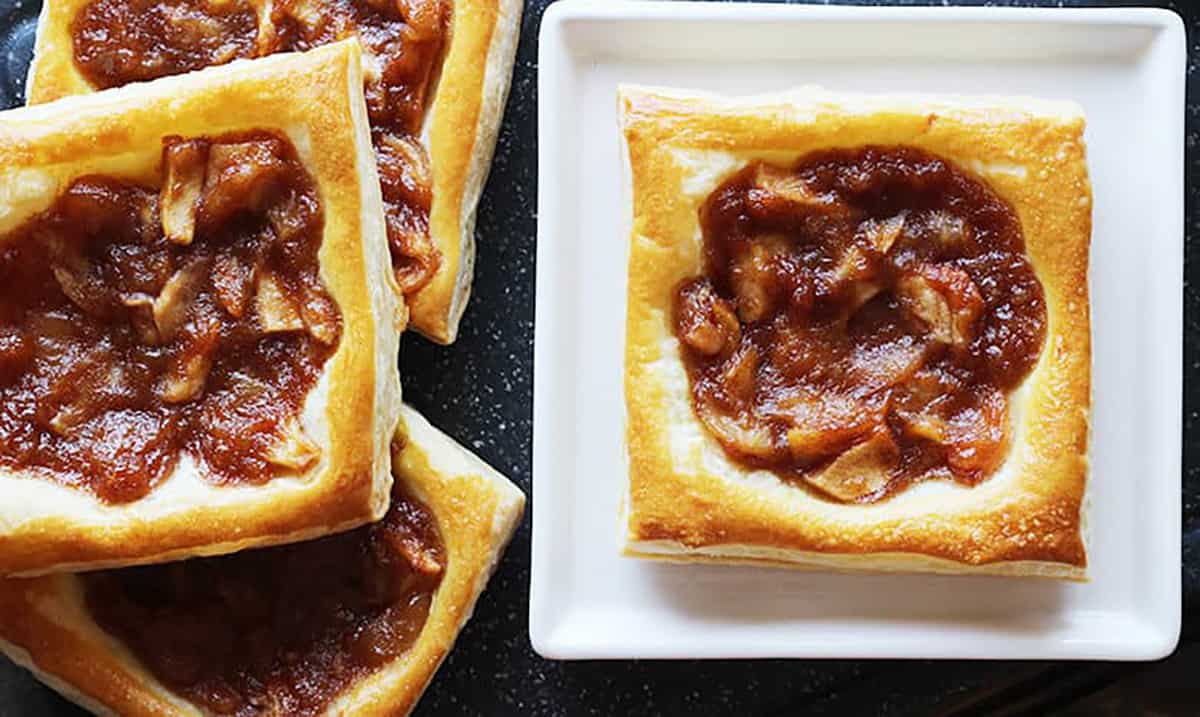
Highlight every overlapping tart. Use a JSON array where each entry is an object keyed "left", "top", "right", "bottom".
[
  {"left": 620, "top": 86, "right": 1092, "bottom": 578},
  {"left": 0, "top": 405, "right": 524, "bottom": 716},
  {"left": 0, "top": 41, "right": 402, "bottom": 576},
  {"left": 28, "top": 0, "right": 522, "bottom": 342}
]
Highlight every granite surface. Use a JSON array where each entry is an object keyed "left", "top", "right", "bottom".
[{"left": 0, "top": 0, "right": 1194, "bottom": 714}]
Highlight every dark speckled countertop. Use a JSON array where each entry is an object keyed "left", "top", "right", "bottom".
[{"left": 0, "top": 0, "right": 1196, "bottom": 715}]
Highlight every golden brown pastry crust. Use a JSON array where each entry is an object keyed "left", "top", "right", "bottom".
[
  {"left": 0, "top": 41, "right": 403, "bottom": 577},
  {"left": 417, "top": 0, "right": 523, "bottom": 342},
  {"left": 620, "top": 85, "right": 1091, "bottom": 579},
  {"left": 0, "top": 405, "right": 525, "bottom": 717},
  {"left": 26, "top": 0, "right": 523, "bottom": 344}
]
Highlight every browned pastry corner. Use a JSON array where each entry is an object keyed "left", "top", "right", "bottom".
[
  {"left": 0, "top": 41, "right": 403, "bottom": 576},
  {"left": 28, "top": 0, "right": 522, "bottom": 343},
  {"left": 620, "top": 85, "right": 1091, "bottom": 578},
  {"left": 0, "top": 405, "right": 525, "bottom": 716}
]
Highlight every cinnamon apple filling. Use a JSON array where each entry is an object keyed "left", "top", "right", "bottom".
[
  {"left": 82, "top": 481, "right": 444, "bottom": 717},
  {"left": 71, "top": 0, "right": 450, "bottom": 295},
  {"left": 0, "top": 131, "right": 339, "bottom": 503},
  {"left": 676, "top": 146, "right": 1046, "bottom": 502}
]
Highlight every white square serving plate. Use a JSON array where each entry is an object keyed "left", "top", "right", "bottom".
[{"left": 531, "top": 0, "right": 1184, "bottom": 660}]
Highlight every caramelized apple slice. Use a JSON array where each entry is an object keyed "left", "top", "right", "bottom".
[
  {"left": 298, "top": 283, "right": 340, "bottom": 345},
  {"left": 831, "top": 245, "right": 883, "bottom": 317},
  {"left": 199, "top": 140, "right": 287, "bottom": 229},
  {"left": 695, "top": 399, "right": 780, "bottom": 461},
  {"left": 753, "top": 163, "right": 825, "bottom": 207},
  {"left": 860, "top": 212, "right": 906, "bottom": 255},
  {"left": 846, "top": 336, "right": 927, "bottom": 392},
  {"left": 892, "top": 369, "right": 954, "bottom": 443},
  {"left": 120, "top": 293, "right": 161, "bottom": 344},
  {"left": 153, "top": 259, "right": 208, "bottom": 342},
  {"left": 729, "top": 235, "right": 790, "bottom": 322},
  {"left": 263, "top": 418, "right": 320, "bottom": 472},
  {"left": 211, "top": 252, "right": 257, "bottom": 318},
  {"left": 255, "top": 271, "right": 304, "bottom": 334},
  {"left": 159, "top": 320, "right": 218, "bottom": 404},
  {"left": 944, "top": 386, "right": 1011, "bottom": 479},
  {"left": 780, "top": 391, "right": 882, "bottom": 464},
  {"left": 675, "top": 279, "right": 740, "bottom": 358},
  {"left": 376, "top": 132, "right": 439, "bottom": 294},
  {"left": 720, "top": 344, "right": 760, "bottom": 402},
  {"left": 895, "top": 263, "right": 983, "bottom": 347},
  {"left": 46, "top": 236, "right": 113, "bottom": 318},
  {"left": 160, "top": 140, "right": 207, "bottom": 245},
  {"left": 804, "top": 431, "right": 898, "bottom": 502}
]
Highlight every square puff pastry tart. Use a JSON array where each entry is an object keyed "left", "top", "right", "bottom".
[
  {"left": 0, "top": 41, "right": 403, "bottom": 577},
  {"left": 620, "top": 85, "right": 1091, "bottom": 579},
  {"left": 0, "top": 404, "right": 526, "bottom": 716},
  {"left": 27, "top": 0, "right": 522, "bottom": 344}
]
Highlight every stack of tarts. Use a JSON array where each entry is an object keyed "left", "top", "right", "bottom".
[{"left": 0, "top": 0, "right": 523, "bottom": 712}]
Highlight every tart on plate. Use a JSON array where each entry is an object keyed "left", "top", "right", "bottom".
[{"left": 620, "top": 85, "right": 1092, "bottom": 578}]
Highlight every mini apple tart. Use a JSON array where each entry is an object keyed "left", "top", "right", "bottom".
[
  {"left": 0, "top": 42, "right": 402, "bottom": 576},
  {"left": 29, "top": 0, "right": 523, "bottom": 342},
  {"left": 0, "top": 405, "right": 524, "bottom": 716},
  {"left": 621, "top": 86, "right": 1091, "bottom": 578}
]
